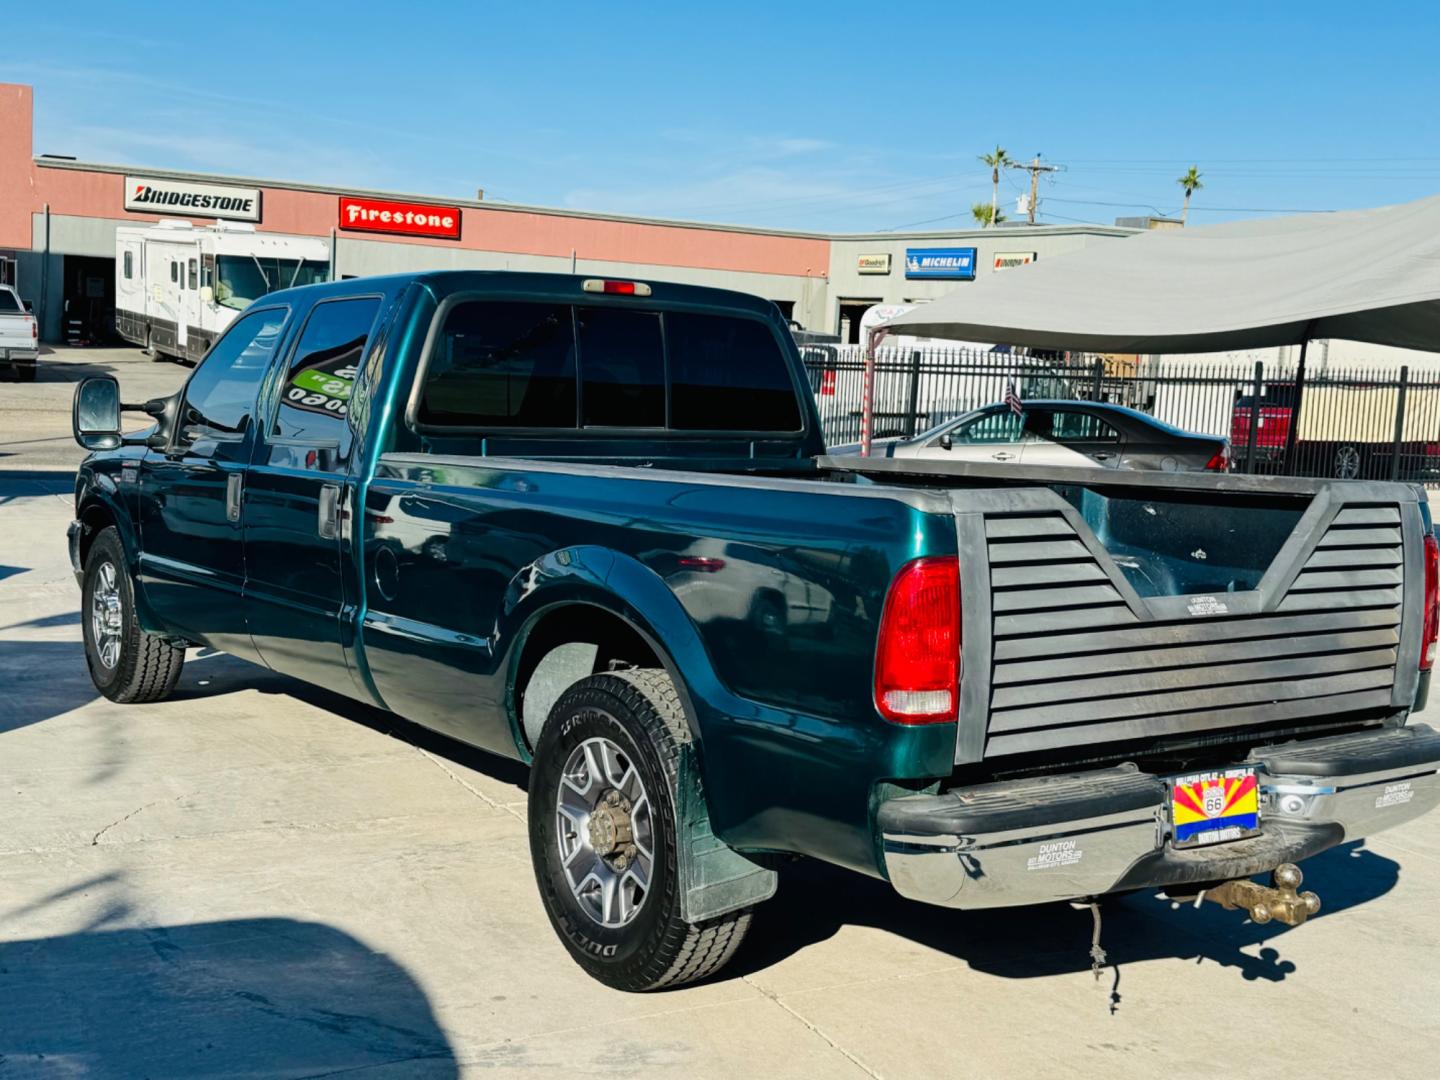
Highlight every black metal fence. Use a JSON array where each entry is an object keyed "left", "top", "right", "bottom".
[{"left": 799, "top": 344, "right": 1440, "bottom": 483}]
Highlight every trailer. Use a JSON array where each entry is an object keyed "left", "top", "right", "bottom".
[{"left": 115, "top": 220, "right": 329, "bottom": 363}]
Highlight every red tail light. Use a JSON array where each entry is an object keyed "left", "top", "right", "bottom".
[
  {"left": 1205, "top": 443, "right": 1230, "bottom": 472},
  {"left": 676, "top": 555, "right": 726, "bottom": 572},
  {"left": 874, "top": 557, "right": 960, "bottom": 724},
  {"left": 30, "top": 317, "right": 38, "bottom": 340},
  {"left": 1422, "top": 534, "right": 1439, "bottom": 671}
]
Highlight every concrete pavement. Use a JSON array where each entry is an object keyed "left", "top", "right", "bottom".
[{"left": 2, "top": 348, "right": 1439, "bottom": 1078}]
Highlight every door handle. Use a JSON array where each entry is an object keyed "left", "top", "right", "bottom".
[
  {"left": 1093, "top": 451, "right": 1114, "bottom": 461},
  {"left": 318, "top": 484, "right": 341, "bottom": 540},
  {"left": 991, "top": 451, "right": 1015, "bottom": 461},
  {"left": 225, "top": 473, "right": 242, "bottom": 522}
]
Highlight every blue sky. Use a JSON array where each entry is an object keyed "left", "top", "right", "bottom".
[{"left": 9, "top": 1, "right": 1440, "bottom": 232}]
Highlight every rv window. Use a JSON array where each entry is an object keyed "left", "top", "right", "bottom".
[
  {"left": 123, "top": 252, "right": 133, "bottom": 280},
  {"left": 272, "top": 297, "right": 380, "bottom": 446},
  {"left": 215, "top": 255, "right": 328, "bottom": 311},
  {"left": 170, "top": 262, "right": 178, "bottom": 284},
  {"left": 188, "top": 259, "right": 198, "bottom": 290}
]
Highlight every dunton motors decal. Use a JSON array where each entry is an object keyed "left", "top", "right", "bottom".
[{"left": 338, "top": 196, "right": 462, "bottom": 240}]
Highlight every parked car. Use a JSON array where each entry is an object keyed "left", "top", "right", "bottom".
[
  {"left": 836, "top": 400, "right": 1229, "bottom": 471},
  {"left": 68, "top": 271, "right": 1440, "bottom": 992},
  {"left": 0, "top": 284, "right": 39, "bottom": 381}
]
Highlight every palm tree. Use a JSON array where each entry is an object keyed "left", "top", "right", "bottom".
[
  {"left": 971, "top": 202, "right": 1006, "bottom": 227},
  {"left": 979, "top": 145, "right": 1012, "bottom": 228},
  {"left": 1177, "top": 165, "right": 1203, "bottom": 224}
]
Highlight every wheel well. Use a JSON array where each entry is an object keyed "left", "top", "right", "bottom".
[
  {"left": 78, "top": 502, "right": 117, "bottom": 568},
  {"left": 514, "top": 605, "right": 662, "bottom": 750}
]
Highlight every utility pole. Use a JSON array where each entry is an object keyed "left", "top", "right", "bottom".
[{"left": 1006, "top": 154, "right": 1061, "bottom": 224}]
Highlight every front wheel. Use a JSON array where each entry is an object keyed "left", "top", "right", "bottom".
[
  {"left": 82, "top": 526, "right": 185, "bottom": 703},
  {"left": 528, "top": 669, "right": 752, "bottom": 991}
]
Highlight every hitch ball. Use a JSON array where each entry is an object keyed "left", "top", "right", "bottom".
[{"left": 1204, "top": 863, "right": 1322, "bottom": 927}]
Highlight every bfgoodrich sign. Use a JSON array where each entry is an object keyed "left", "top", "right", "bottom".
[{"left": 124, "top": 176, "right": 262, "bottom": 222}]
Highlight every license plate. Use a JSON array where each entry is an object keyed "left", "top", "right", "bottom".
[{"left": 1169, "top": 767, "right": 1261, "bottom": 848}]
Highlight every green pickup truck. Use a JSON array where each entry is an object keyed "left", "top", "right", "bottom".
[{"left": 69, "top": 271, "right": 1440, "bottom": 990}]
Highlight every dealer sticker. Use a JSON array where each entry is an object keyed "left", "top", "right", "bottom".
[{"left": 1187, "top": 595, "right": 1229, "bottom": 617}]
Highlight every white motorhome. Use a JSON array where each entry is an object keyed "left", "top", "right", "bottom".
[{"left": 115, "top": 220, "right": 329, "bottom": 363}]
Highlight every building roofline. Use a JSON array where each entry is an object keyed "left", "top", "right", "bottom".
[{"left": 35, "top": 156, "right": 1138, "bottom": 242}]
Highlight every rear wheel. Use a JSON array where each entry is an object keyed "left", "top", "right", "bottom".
[
  {"left": 1333, "top": 444, "right": 1363, "bottom": 480},
  {"left": 14, "top": 363, "right": 36, "bottom": 383},
  {"left": 529, "top": 669, "right": 752, "bottom": 991},
  {"left": 82, "top": 527, "right": 185, "bottom": 703}
]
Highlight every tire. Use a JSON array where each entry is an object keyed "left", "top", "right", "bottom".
[
  {"left": 528, "top": 668, "right": 752, "bottom": 991},
  {"left": 15, "top": 363, "right": 36, "bottom": 383},
  {"left": 81, "top": 527, "right": 185, "bottom": 703},
  {"left": 1334, "top": 443, "right": 1363, "bottom": 480},
  {"left": 750, "top": 593, "right": 786, "bottom": 635}
]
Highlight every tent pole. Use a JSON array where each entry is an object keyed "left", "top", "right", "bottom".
[{"left": 1282, "top": 322, "right": 1316, "bottom": 476}]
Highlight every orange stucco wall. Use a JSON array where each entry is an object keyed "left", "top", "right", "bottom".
[
  {"left": 0, "top": 84, "right": 35, "bottom": 249},
  {"left": 2, "top": 83, "right": 828, "bottom": 278}
]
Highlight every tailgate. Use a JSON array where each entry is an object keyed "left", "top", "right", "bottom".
[{"left": 819, "top": 457, "right": 1426, "bottom": 764}]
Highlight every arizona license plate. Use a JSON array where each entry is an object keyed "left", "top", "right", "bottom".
[{"left": 1169, "top": 767, "right": 1261, "bottom": 848}]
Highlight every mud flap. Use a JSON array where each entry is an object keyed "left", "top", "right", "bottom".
[{"left": 675, "top": 742, "right": 778, "bottom": 922}]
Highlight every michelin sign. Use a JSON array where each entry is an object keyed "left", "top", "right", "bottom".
[{"left": 904, "top": 247, "right": 977, "bottom": 280}]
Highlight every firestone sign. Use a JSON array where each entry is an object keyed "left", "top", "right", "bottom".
[
  {"left": 124, "top": 176, "right": 261, "bottom": 222},
  {"left": 339, "top": 196, "right": 462, "bottom": 240}
]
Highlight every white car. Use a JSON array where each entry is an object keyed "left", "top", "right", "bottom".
[{"left": 0, "top": 285, "right": 39, "bottom": 382}]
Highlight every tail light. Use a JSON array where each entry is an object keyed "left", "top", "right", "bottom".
[
  {"left": 1205, "top": 443, "right": 1230, "bottom": 472},
  {"left": 676, "top": 555, "right": 725, "bottom": 572},
  {"left": 1422, "top": 534, "right": 1439, "bottom": 671},
  {"left": 874, "top": 557, "right": 960, "bottom": 724},
  {"left": 30, "top": 316, "right": 37, "bottom": 340}
]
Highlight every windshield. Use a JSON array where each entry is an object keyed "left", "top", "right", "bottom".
[{"left": 214, "top": 255, "right": 329, "bottom": 311}]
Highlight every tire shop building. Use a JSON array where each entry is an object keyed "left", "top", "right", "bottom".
[{"left": 0, "top": 83, "right": 1134, "bottom": 346}]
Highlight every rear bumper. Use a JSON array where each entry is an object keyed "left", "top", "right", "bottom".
[
  {"left": 879, "top": 724, "right": 1440, "bottom": 909},
  {"left": 1, "top": 347, "right": 39, "bottom": 364}
]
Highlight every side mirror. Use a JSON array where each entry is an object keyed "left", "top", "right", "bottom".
[
  {"left": 199, "top": 285, "right": 214, "bottom": 304},
  {"left": 939, "top": 433, "right": 953, "bottom": 451},
  {"left": 73, "top": 376, "right": 122, "bottom": 450}
]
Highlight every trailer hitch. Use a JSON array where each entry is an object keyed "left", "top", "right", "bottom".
[{"left": 1191, "top": 863, "right": 1322, "bottom": 926}]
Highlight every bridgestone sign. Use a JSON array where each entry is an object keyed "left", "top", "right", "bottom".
[{"left": 124, "top": 176, "right": 262, "bottom": 222}]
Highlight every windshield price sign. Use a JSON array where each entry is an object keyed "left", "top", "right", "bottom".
[{"left": 904, "top": 247, "right": 977, "bottom": 280}]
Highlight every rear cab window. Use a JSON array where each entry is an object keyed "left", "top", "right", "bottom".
[{"left": 412, "top": 298, "right": 803, "bottom": 435}]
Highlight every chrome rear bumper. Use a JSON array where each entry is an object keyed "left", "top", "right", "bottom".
[{"left": 879, "top": 724, "right": 1440, "bottom": 909}]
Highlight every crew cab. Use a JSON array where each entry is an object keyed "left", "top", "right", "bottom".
[
  {"left": 0, "top": 284, "right": 39, "bottom": 381},
  {"left": 69, "top": 271, "right": 1440, "bottom": 991}
]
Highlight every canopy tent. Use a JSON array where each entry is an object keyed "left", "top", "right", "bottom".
[{"left": 878, "top": 194, "right": 1440, "bottom": 354}]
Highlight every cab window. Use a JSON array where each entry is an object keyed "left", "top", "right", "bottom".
[
  {"left": 179, "top": 307, "right": 288, "bottom": 438},
  {"left": 1044, "top": 410, "right": 1121, "bottom": 443},
  {"left": 272, "top": 297, "right": 379, "bottom": 443}
]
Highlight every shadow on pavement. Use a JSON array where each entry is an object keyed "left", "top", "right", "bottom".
[
  {"left": 0, "top": 468, "right": 76, "bottom": 499},
  {"left": 732, "top": 839, "right": 1398, "bottom": 988},
  {"left": 0, "top": 639, "right": 100, "bottom": 735},
  {"left": 0, "top": 916, "right": 457, "bottom": 1076}
]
